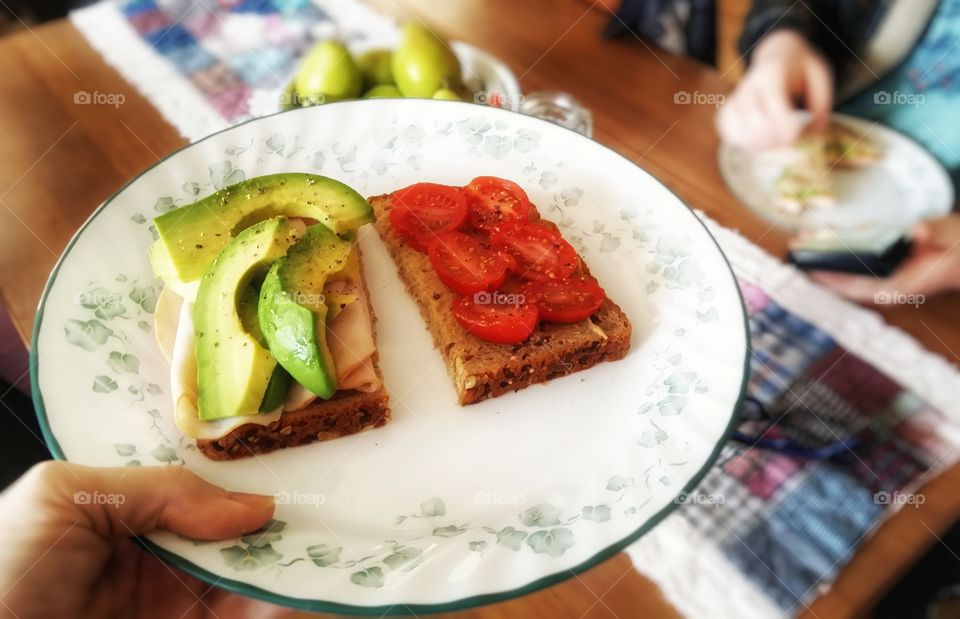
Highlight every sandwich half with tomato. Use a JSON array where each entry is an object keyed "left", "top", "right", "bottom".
[
  {"left": 150, "top": 173, "right": 389, "bottom": 460},
  {"left": 370, "top": 176, "right": 631, "bottom": 405}
]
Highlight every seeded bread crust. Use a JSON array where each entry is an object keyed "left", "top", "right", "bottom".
[
  {"left": 369, "top": 192, "right": 631, "bottom": 405},
  {"left": 196, "top": 380, "right": 390, "bottom": 460},
  {"left": 196, "top": 246, "right": 390, "bottom": 460}
]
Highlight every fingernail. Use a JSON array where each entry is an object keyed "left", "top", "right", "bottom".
[{"left": 227, "top": 491, "right": 275, "bottom": 509}]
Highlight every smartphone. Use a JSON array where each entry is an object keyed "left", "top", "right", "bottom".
[{"left": 788, "top": 227, "right": 912, "bottom": 277}]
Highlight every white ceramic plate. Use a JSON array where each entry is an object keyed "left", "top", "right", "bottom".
[
  {"left": 33, "top": 99, "right": 747, "bottom": 614},
  {"left": 718, "top": 113, "right": 953, "bottom": 232}
]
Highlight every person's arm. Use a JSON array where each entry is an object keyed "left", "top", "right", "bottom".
[
  {"left": 717, "top": 28, "right": 834, "bottom": 149},
  {"left": 716, "top": 0, "right": 860, "bottom": 150},
  {"left": 738, "top": 0, "right": 845, "bottom": 72}
]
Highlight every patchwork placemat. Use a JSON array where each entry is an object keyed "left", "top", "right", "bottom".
[
  {"left": 72, "top": 0, "right": 397, "bottom": 140},
  {"left": 70, "top": 2, "right": 960, "bottom": 617},
  {"left": 628, "top": 222, "right": 960, "bottom": 619}
]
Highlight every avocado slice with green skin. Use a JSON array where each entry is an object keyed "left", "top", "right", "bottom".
[
  {"left": 194, "top": 217, "right": 303, "bottom": 421},
  {"left": 259, "top": 223, "right": 353, "bottom": 399},
  {"left": 238, "top": 282, "right": 292, "bottom": 413},
  {"left": 259, "top": 366, "right": 292, "bottom": 412},
  {"left": 151, "top": 173, "right": 374, "bottom": 296}
]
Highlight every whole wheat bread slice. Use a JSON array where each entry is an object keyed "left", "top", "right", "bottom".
[
  {"left": 196, "top": 246, "right": 390, "bottom": 460},
  {"left": 369, "top": 192, "right": 631, "bottom": 405},
  {"left": 196, "top": 377, "right": 390, "bottom": 460}
]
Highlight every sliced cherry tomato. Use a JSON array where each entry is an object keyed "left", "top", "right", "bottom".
[
  {"left": 427, "top": 231, "right": 511, "bottom": 295},
  {"left": 524, "top": 278, "right": 606, "bottom": 323},
  {"left": 389, "top": 183, "right": 468, "bottom": 252},
  {"left": 490, "top": 221, "right": 579, "bottom": 282},
  {"left": 495, "top": 249, "right": 518, "bottom": 274},
  {"left": 496, "top": 274, "right": 528, "bottom": 296},
  {"left": 464, "top": 176, "right": 532, "bottom": 231},
  {"left": 452, "top": 295, "right": 539, "bottom": 344}
]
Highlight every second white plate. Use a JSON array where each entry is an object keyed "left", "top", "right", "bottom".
[{"left": 719, "top": 113, "right": 953, "bottom": 232}]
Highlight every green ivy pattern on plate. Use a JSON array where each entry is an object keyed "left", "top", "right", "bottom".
[
  {"left": 73, "top": 114, "right": 720, "bottom": 574},
  {"left": 40, "top": 102, "right": 746, "bottom": 608},
  {"left": 63, "top": 275, "right": 189, "bottom": 466},
  {"left": 202, "top": 474, "right": 651, "bottom": 589}
]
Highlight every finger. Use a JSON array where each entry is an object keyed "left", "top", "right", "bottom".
[
  {"left": 812, "top": 251, "right": 951, "bottom": 301},
  {"left": 803, "top": 58, "right": 834, "bottom": 131},
  {"left": 756, "top": 79, "right": 804, "bottom": 145},
  {"left": 738, "top": 92, "right": 781, "bottom": 151},
  {"left": 717, "top": 89, "right": 759, "bottom": 148},
  {"left": 715, "top": 97, "right": 740, "bottom": 145},
  {"left": 886, "top": 251, "right": 960, "bottom": 297},
  {"left": 13, "top": 462, "right": 274, "bottom": 540},
  {"left": 717, "top": 72, "right": 777, "bottom": 150},
  {"left": 810, "top": 271, "right": 891, "bottom": 302},
  {"left": 914, "top": 215, "right": 960, "bottom": 249},
  {"left": 912, "top": 220, "right": 935, "bottom": 246}
]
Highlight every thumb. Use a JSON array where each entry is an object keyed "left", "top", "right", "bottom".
[
  {"left": 21, "top": 462, "right": 274, "bottom": 540},
  {"left": 803, "top": 58, "right": 834, "bottom": 131},
  {"left": 913, "top": 216, "right": 960, "bottom": 249},
  {"left": 810, "top": 271, "right": 888, "bottom": 302}
]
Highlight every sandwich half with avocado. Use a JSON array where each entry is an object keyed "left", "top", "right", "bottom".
[
  {"left": 150, "top": 173, "right": 389, "bottom": 460},
  {"left": 773, "top": 121, "right": 882, "bottom": 213},
  {"left": 796, "top": 121, "right": 881, "bottom": 168}
]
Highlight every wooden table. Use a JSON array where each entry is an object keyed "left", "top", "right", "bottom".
[{"left": 2, "top": 1, "right": 959, "bottom": 617}]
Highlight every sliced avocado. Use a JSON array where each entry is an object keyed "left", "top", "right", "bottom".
[
  {"left": 150, "top": 241, "right": 198, "bottom": 299},
  {"left": 238, "top": 282, "right": 292, "bottom": 413},
  {"left": 259, "top": 224, "right": 353, "bottom": 399},
  {"left": 193, "top": 217, "right": 302, "bottom": 421},
  {"left": 324, "top": 244, "right": 362, "bottom": 321},
  {"left": 259, "top": 367, "right": 292, "bottom": 412},
  {"left": 151, "top": 173, "right": 374, "bottom": 294},
  {"left": 237, "top": 283, "right": 264, "bottom": 341}
]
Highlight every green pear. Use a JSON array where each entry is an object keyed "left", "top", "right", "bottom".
[
  {"left": 432, "top": 88, "right": 461, "bottom": 101},
  {"left": 358, "top": 49, "right": 395, "bottom": 89},
  {"left": 280, "top": 80, "right": 300, "bottom": 110},
  {"left": 392, "top": 23, "right": 463, "bottom": 98},
  {"left": 364, "top": 84, "right": 403, "bottom": 98},
  {"left": 294, "top": 41, "right": 362, "bottom": 103}
]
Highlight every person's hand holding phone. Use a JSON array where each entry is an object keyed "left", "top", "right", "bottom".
[
  {"left": 717, "top": 29, "right": 834, "bottom": 150},
  {"left": 813, "top": 214, "right": 960, "bottom": 301}
]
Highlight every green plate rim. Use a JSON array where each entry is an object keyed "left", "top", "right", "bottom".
[{"left": 31, "top": 98, "right": 750, "bottom": 616}]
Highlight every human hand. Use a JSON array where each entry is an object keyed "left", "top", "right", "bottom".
[
  {"left": 717, "top": 29, "right": 834, "bottom": 150},
  {"left": 812, "top": 214, "right": 960, "bottom": 302},
  {"left": 0, "top": 462, "right": 295, "bottom": 619}
]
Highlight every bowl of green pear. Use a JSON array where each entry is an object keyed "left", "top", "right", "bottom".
[{"left": 281, "top": 23, "right": 522, "bottom": 111}]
